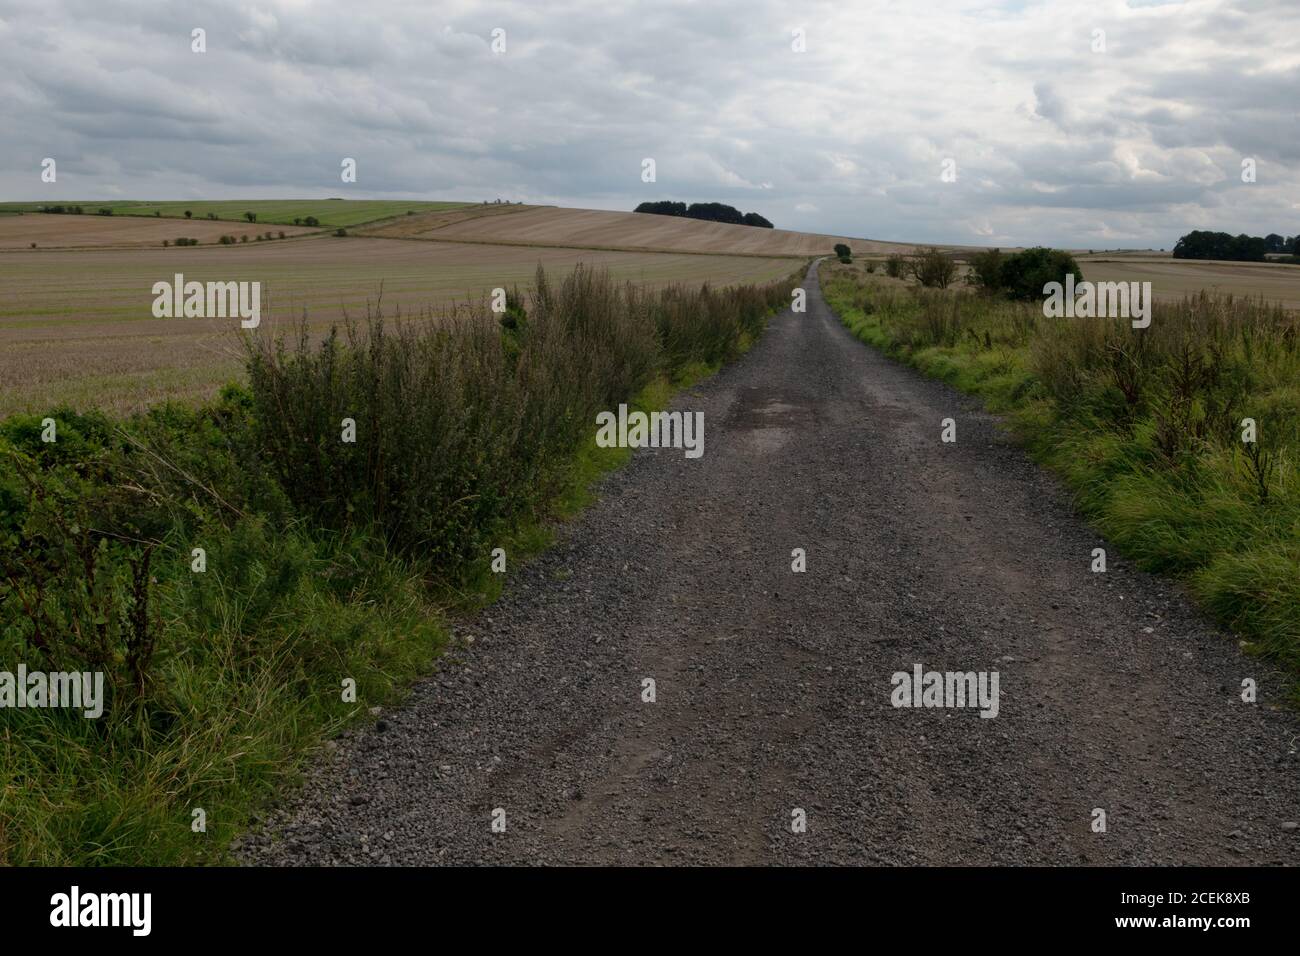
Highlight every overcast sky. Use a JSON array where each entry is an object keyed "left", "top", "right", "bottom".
[{"left": 2, "top": 0, "right": 1296, "bottom": 247}]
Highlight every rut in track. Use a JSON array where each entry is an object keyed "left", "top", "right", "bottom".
[{"left": 241, "top": 261, "right": 1299, "bottom": 866}]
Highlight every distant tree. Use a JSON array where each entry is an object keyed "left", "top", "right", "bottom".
[
  {"left": 303, "top": 216, "right": 320, "bottom": 227},
  {"left": 885, "top": 253, "right": 907, "bottom": 278},
  {"left": 909, "top": 248, "right": 958, "bottom": 289},
  {"left": 97, "top": 207, "right": 113, "bottom": 216},
  {"left": 184, "top": 210, "right": 193, "bottom": 219},
  {"left": 833, "top": 243, "right": 852, "bottom": 259},
  {"left": 997, "top": 247, "right": 1084, "bottom": 300},
  {"left": 636, "top": 200, "right": 773, "bottom": 228},
  {"left": 1173, "top": 230, "right": 1267, "bottom": 262},
  {"left": 244, "top": 211, "right": 257, "bottom": 223},
  {"left": 1265, "top": 233, "right": 1285, "bottom": 253},
  {"left": 968, "top": 248, "right": 1005, "bottom": 293},
  {"left": 635, "top": 201, "right": 687, "bottom": 217}
]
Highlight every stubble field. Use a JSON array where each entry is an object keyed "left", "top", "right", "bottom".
[{"left": 0, "top": 216, "right": 802, "bottom": 415}]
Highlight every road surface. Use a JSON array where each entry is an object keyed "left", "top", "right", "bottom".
[{"left": 241, "top": 261, "right": 1299, "bottom": 865}]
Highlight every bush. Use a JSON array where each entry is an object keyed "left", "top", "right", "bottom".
[
  {"left": 303, "top": 216, "right": 319, "bottom": 227},
  {"left": 909, "top": 247, "right": 958, "bottom": 289},
  {"left": 997, "top": 247, "right": 1084, "bottom": 301},
  {"left": 334, "top": 228, "right": 348, "bottom": 237},
  {"left": 184, "top": 210, "right": 192, "bottom": 219},
  {"left": 834, "top": 243, "right": 852, "bottom": 260},
  {"left": 244, "top": 212, "right": 257, "bottom": 223},
  {"left": 885, "top": 253, "right": 907, "bottom": 278},
  {"left": 968, "top": 248, "right": 1005, "bottom": 294},
  {"left": 97, "top": 208, "right": 113, "bottom": 216}
]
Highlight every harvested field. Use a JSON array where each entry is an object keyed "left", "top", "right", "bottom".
[
  {"left": 371, "top": 204, "right": 910, "bottom": 257},
  {"left": 1079, "top": 255, "right": 1300, "bottom": 310},
  {"left": 0, "top": 236, "right": 800, "bottom": 415},
  {"left": 0, "top": 199, "right": 471, "bottom": 228},
  {"left": 0, "top": 213, "right": 316, "bottom": 250}
]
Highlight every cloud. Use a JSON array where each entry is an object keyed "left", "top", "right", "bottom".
[{"left": 1, "top": 0, "right": 1297, "bottom": 247}]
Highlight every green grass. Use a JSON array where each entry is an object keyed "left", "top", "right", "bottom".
[
  {"left": 0, "top": 200, "right": 470, "bottom": 228},
  {"left": 0, "top": 265, "right": 800, "bottom": 865},
  {"left": 821, "top": 262, "right": 1300, "bottom": 701}
]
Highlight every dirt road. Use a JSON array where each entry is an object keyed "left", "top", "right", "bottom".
[{"left": 241, "top": 261, "right": 1299, "bottom": 866}]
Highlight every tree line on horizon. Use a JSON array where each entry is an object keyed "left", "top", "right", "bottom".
[
  {"left": 1173, "top": 230, "right": 1300, "bottom": 262},
  {"left": 634, "top": 200, "right": 774, "bottom": 229}
]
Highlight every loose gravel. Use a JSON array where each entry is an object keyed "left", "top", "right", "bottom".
[{"left": 240, "top": 261, "right": 1299, "bottom": 866}]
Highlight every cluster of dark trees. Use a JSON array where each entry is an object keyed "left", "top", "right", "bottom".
[
  {"left": 1172, "top": 230, "right": 1300, "bottom": 262},
  {"left": 634, "top": 201, "right": 774, "bottom": 228}
]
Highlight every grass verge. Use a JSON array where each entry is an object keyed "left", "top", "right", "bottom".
[
  {"left": 0, "top": 264, "right": 802, "bottom": 864},
  {"left": 820, "top": 260, "right": 1300, "bottom": 702}
]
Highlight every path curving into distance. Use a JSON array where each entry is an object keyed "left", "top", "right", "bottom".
[{"left": 241, "top": 261, "right": 1299, "bottom": 866}]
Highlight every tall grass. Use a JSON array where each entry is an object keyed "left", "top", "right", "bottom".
[
  {"left": 821, "top": 263, "right": 1300, "bottom": 695},
  {"left": 0, "top": 264, "right": 801, "bottom": 864}
]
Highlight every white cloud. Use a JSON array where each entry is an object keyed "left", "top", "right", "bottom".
[{"left": 1, "top": 0, "right": 1297, "bottom": 246}]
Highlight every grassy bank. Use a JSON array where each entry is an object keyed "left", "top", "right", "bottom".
[
  {"left": 821, "top": 261, "right": 1300, "bottom": 699},
  {"left": 0, "top": 264, "right": 801, "bottom": 864}
]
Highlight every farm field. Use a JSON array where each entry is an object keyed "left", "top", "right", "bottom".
[
  {"left": 1078, "top": 254, "right": 1300, "bottom": 310},
  {"left": 0, "top": 230, "right": 800, "bottom": 415},
  {"left": 0, "top": 199, "right": 470, "bottom": 228},
  {"left": 369, "top": 203, "right": 901, "bottom": 257},
  {"left": 0, "top": 213, "right": 316, "bottom": 249}
]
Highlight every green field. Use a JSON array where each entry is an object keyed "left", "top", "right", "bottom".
[{"left": 0, "top": 199, "right": 470, "bottom": 228}]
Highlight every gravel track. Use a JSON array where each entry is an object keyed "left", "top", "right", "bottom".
[{"left": 240, "top": 261, "right": 1299, "bottom": 866}]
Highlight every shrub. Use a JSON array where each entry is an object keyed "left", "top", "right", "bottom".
[
  {"left": 968, "top": 248, "right": 1006, "bottom": 294},
  {"left": 303, "top": 216, "right": 319, "bottom": 227},
  {"left": 278, "top": 231, "right": 286, "bottom": 239},
  {"left": 97, "top": 208, "right": 113, "bottom": 216},
  {"left": 997, "top": 247, "right": 1084, "bottom": 301},
  {"left": 184, "top": 210, "right": 193, "bottom": 219},
  {"left": 885, "top": 253, "right": 907, "bottom": 278},
  {"left": 334, "top": 228, "right": 348, "bottom": 237},
  {"left": 834, "top": 243, "right": 852, "bottom": 260},
  {"left": 244, "top": 212, "right": 257, "bottom": 223},
  {"left": 909, "top": 247, "right": 958, "bottom": 289}
]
